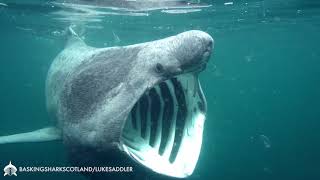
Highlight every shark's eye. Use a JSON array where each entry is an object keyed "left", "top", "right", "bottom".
[{"left": 155, "top": 63, "right": 164, "bottom": 73}]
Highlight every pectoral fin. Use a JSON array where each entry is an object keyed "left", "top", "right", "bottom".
[{"left": 0, "top": 127, "right": 61, "bottom": 144}]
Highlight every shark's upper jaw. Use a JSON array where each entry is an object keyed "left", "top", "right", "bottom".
[{"left": 120, "top": 73, "right": 206, "bottom": 178}]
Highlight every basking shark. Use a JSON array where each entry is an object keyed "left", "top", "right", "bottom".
[{"left": 0, "top": 28, "right": 213, "bottom": 178}]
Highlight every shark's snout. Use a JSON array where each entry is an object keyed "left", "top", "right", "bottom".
[
  {"left": 202, "top": 32, "right": 214, "bottom": 60},
  {"left": 172, "top": 30, "right": 214, "bottom": 73}
]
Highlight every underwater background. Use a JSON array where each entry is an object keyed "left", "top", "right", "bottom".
[{"left": 0, "top": 0, "right": 320, "bottom": 179}]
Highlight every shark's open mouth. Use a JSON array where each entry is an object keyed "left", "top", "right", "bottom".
[{"left": 120, "top": 73, "right": 206, "bottom": 178}]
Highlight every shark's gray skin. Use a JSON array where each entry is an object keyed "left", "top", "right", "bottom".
[{"left": 0, "top": 30, "right": 213, "bottom": 178}]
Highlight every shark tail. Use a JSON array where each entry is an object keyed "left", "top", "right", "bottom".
[{"left": 0, "top": 127, "right": 61, "bottom": 144}]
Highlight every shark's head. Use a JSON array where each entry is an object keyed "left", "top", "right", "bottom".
[
  {"left": 59, "top": 30, "right": 213, "bottom": 178},
  {"left": 118, "top": 30, "right": 213, "bottom": 178},
  {"left": 134, "top": 30, "right": 213, "bottom": 82}
]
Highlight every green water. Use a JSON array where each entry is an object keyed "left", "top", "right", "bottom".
[{"left": 0, "top": 0, "right": 320, "bottom": 179}]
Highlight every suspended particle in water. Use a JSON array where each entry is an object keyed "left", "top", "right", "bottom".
[
  {"left": 52, "top": 30, "right": 62, "bottom": 37},
  {"left": 245, "top": 55, "right": 254, "bottom": 62},
  {"left": 112, "top": 31, "right": 121, "bottom": 43},
  {"left": 259, "top": 134, "right": 271, "bottom": 148},
  {"left": 250, "top": 136, "right": 254, "bottom": 141},
  {"left": 224, "top": 2, "right": 233, "bottom": 6},
  {"left": 263, "top": 167, "right": 272, "bottom": 174}
]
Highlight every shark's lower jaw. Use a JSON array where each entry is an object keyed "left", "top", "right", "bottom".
[{"left": 120, "top": 73, "right": 206, "bottom": 178}]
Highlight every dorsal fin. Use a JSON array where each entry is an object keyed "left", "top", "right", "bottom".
[{"left": 66, "top": 25, "right": 86, "bottom": 47}]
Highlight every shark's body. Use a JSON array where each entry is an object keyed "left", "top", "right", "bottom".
[{"left": 0, "top": 29, "right": 213, "bottom": 178}]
